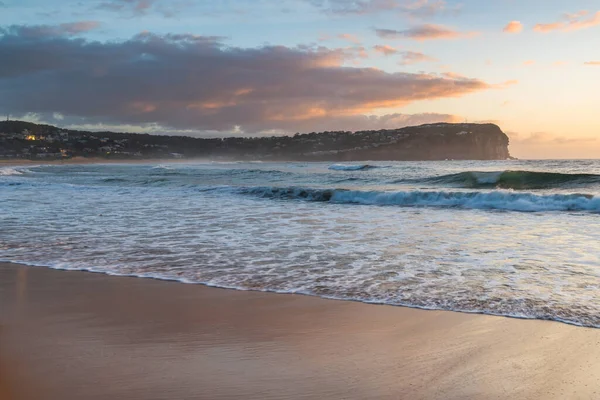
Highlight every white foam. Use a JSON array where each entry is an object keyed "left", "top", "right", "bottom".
[
  {"left": 152, "top": 164, "right": 173, "bottom": 170},
  {"left": 245, "top": 186, "right": 600, "bottom": 213},
  {"left": 328, "top": 164, "right": 372, "bottom": 171},
  {"left": 331, "top": 189, "right": 600, "bottom": 212},
  {"left": 3, "top": 161, "right": 600, "bottom": 329},
  {"left": 472, "top": 171, "right": 504, "bottom": 184},
  {"left": 0, "top": 167, "right": 28, "bottom": 176}
]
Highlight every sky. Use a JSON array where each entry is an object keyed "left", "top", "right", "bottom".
[{"left": 0, "top": 0, "right": 599, "bottom": 159}]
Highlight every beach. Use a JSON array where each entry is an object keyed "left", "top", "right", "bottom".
[{"left": 1, "top": 263, "right": 600, "bottom": 400}]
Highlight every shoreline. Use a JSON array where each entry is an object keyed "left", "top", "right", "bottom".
[
  {"left": 1, "top": 261, "right": 594, "bottom": 330},
  {"left": 2, "top": 263, "right": 600, "bottom": 399},
  {"left": 0, "top": 157, "right": 218, "bottom": 166}
]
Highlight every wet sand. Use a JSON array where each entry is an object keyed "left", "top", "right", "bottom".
[{"left": 1, "top": 263, "right": 600, "bottom": 400}]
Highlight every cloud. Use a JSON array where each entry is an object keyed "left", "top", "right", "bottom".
[
  {"left": 20, "top": 112, "right": 464, "bottom": 137},
  {"left": 337, "top": 33, "right": 361, "bottom": 43},
  {"left": 0, "top": 21, "right": 101, "bottom": 38},
  {"left": 305, "top": 0, "right": 458, "bottom": 17},
  {"left": 232, "top": 112, "right": 463, "bottom": 134},
  {"left": 523, "top": 60, "right": 535, "bottom": 66},
  {"left": 503, "top": 21, "right": 523, "bottom": 33},
  {"left": 584, "top": 61, "right": 600, "bottom": 65},
  {"left": 0, "top": 29, "right": 493, "bottom": 133},
  {"left": 398, "top": 51, "right": 438, "bottom": 65},
  {"left": 97, "top": 0, "right": 182, "bottom": 17},
  {"left": 509, "top": 130, "right": 600, "bottom": 159},
  {"left": 373, "top": 44, "right": 399, "bottom": 56},
  {"left": 98, "top": 0, "right": 155, "bottom": 14},
  {"left": 510, "top": 131, "right": 597, "bottom": 145},
  {"left": 374, "top": 24, "right": 477, "bottom": 41},
  {"left": 495, "top": 80, "right": 519, "bottom": 88},
  {"left": 306, "top": 0, "right": 398, "bottom": 14},
  {"left": 534, "top": 10, "right": 600, "bottom": 32}
]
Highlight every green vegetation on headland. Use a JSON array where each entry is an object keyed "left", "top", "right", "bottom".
[{"left": 0, "top": 120, "right": 511, "bottom": 161}]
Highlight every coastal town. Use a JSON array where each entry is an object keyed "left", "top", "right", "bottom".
[{"left": 0, "top": 120, "right": 182, "bottom": 160}]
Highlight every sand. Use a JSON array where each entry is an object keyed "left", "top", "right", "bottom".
[{"left": 1, "top": 262, "right": 600, "bottom": 400}]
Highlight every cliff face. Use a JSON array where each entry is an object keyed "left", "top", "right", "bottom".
[
  {"left": 328, "top": 123, "right": 511, "bottom": 161},
  {"left": 0, "top": 121, "right": 510, "bottom": 161},
  {"left": 289, "top": 123, "right": 510, "bottom": 161}
]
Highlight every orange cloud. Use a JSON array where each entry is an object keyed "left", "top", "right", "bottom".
[
  {"left": 338, "top": 33, "right": 361, "bottom": 44},
  {"left": 534, "top": 10, "right": 600, "bottom": 32},
  {"left": 509, "top": 131, "right": 600, "bottom": 159},
  {"left": 399, "top": 51, "right": 438, "bottom": 65},
  {"left": 305, "top": 0, "right": 459, "bottom": 18},
  {"left": 494, "top": 80, "right": 519, "bottom": 89},
  {"left": 129, "top": 102, "right": 157, "bottom": 113},
  {"left": 373, "top": 45, "right": 399, "bottom": 56},
  {"left": 584, "top": 61, "right": 600, "bottom": 65},
  {"left": 523, "top": 60, "right": 535, "bottom": 66},
  {"left": 3, "top": 21, "right": 101, "bottom": 38},
  {"left": 511, "top": 131, "right": 597, "bottom": 145},
  {"left": 503, "top": 21, "right": 523, "bottom": 33},
  {"left": 0, "top": 30, "right": 493, "bottom": 133},
  {"left": 375, "top": 24, "right": 477, "bottom": 41}
]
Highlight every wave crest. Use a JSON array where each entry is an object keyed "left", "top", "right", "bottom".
[
  {"left": 328, "top": 164, "right": 380, "bottom": 171},
  {"left": 0, "top": 167, "right": 29, "bottom": 176},
  {"left": 241, "top": 186, "right": 600, "bottom": 212},
  {"left": 421, "top": 170, "right": 600, "bottom": 189}
]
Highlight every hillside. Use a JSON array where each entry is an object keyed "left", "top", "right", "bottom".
[{"left": 0, "top": 121, "right": 511, "bottom": 161}]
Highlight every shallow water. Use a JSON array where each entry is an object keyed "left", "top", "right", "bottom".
[{"left": 1, "top": 160, "right": 600, "bottom": 327}]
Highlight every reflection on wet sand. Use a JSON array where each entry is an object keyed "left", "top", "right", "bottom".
[{"left": 2, "top": 263, "right": 600, "bottom": 400}]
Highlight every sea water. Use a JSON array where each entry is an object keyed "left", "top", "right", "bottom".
[{"left": 1, "top": 160, "right": 599, "bottom": 327}]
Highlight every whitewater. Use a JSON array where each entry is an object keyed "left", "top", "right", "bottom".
[{"left": 1, "top": 159, "right": 600, "bottom": 327}]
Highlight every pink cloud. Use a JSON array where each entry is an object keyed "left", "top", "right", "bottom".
[
  {"left": 1, "top": 21, "right": 101, "bottom": 38},
  {"left": 503, "top": 21, "right": 523, "bottom": 33},
  {"left": 375, "top": 24, "right": 477, "bottom": 41},
  {"left": 511, "top": 131, "right": 597, "bottom": 145},
  {"left": 338, "top": 33, "right": 361, "bottom": 44},
  {"left": 398, "top": 51, "right": 438, "bottom": 65},
  {"left": 373, "top": 44, "right": 399, "bottom": 56},
  {"left": 305, "top": 0, "right": 459, "bottom": 18},
  {"left": 494, "top": 80, "right": 519, "bottom": 89},
  {"left": 0, "top": 30, "right": 493, "bottom": 133},
  {"left": 534, "top": 10, "right": 600, "bottom": 32}
]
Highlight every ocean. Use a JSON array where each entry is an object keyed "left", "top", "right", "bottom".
[{"left": 1, "top": 160, "right": 600, "bottom": 327}]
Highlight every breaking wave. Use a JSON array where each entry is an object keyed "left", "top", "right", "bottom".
[
  {"left": 419, "top": 170, "right": 600, "bottom": 190},
  {"left": 240, "top": 186, "right": 600, "bottom": 212},
  {"left": 0, "top": 167, "right": 29, "bottom": 176},
  {"left": 328, "top": 164, "right": 382, "bottom": 171}
]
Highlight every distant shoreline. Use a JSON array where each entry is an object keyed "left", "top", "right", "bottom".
[
  {"left": 0, "top": 157, "right": 522, "bottom": 166},
  {"left": 1, "top": 120, "right": 511, "bottom": 161},
  {"left": 0, "top": 157, "right": 211, "bottom": 166}
]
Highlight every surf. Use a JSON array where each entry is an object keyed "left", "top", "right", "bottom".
[
  {"left": 417, "top": 170, "right": 600, "bottom": 190},
  {"left": 240, "top": 186, "right": 600, "bottom": 212},
  {"left": 328, "top": 164, "right": 383, "bottom": 171}
]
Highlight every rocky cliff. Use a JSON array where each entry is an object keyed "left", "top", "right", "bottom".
[{"left": 312, "top": 123, "right": 511, "bottom": 161}]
